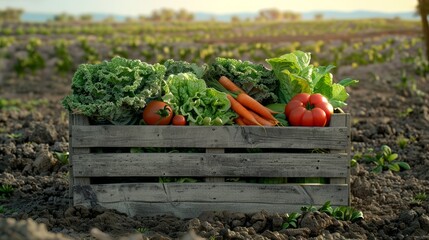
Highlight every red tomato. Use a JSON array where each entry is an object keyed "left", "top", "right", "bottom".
[
  {"left": 142, "top": 101, "right": 173, "bottom": 125},
  {"left": 285, "top": 100, "right": 304, "bottom": 116},
  {"left": 285, "top": 93, "right": 333, "bottom": 127},
  {"left": 291, "top": 93, "right": 311, "bottom": 103},
  {"left": 172, "top": 115, "right": 187, "bottom": 125}
]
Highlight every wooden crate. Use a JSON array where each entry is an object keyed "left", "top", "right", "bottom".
[{"left": 69, "top": 113, "right": 351, "bottom": 218}]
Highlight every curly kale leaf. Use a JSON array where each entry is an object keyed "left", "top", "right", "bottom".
[
  {"left": 163, "top": 59, "right": 208, "bottom": 78},
  {"left": 205, "top": 57, "right": 278, "bottom": 104},
  {"left": 62, "top": 56, "right": 166, "bottom": 124}
]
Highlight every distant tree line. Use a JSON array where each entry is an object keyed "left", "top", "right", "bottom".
[
  {"left": 0, "top": 7, "right": 310, "bottom": 23},
  {"left": 0, "top": 8, "right": 23, "bottom": 22}
]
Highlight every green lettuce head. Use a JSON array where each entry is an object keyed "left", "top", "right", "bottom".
[{"left": 162, "top": 72, "right": 236, "bottom": 125}]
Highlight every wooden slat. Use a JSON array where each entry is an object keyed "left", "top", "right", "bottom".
[
  {"left": 73, "top": 153, "right": 349, "bottom": 178},
  {"left": 71, "top": 114, "right": 350, "bottom": 149},
  {"left": 76, "top": 183, "right": 348, "bottom": 205},
  {"left": 205, "top": 148, "right": 225, "bottom": 182},
  {"left": 69, "top": 114, "right": 91, "bottom": 206},
  {"left": 100, "top": 202, "right": 348, "bottom": 218},
  {"left": 328, "top": 114, "right": 351, "bottom": 205}
]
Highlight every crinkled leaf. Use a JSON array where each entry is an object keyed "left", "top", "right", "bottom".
[
  {"left": 205, "top": 57, "right": 278, "bottom": 104},
  {"left": 162, "top": 73, "right": 236, "bottom": 125},
  {"left": 62, "top": 56, "right": 166, "bottom": 124},
  {"left": 267, "top": 50, "right": 358, "bottom": 107},
  {"left": 163, "top": 59, "right": 208, "bottom": 78}
]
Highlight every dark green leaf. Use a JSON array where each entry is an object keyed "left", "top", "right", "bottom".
[{"left": 397, "top": 161, "right": 411, "bottom": 170}]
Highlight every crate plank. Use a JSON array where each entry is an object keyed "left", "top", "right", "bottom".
[
  {"left": 77, "top": 183, "right": 348, "bottom": 205},
  {"left": 101, "top": 202, "right": 346, "bottom": 218},
  {"left": 71, "top": 126, "right": 349, "bottom": 150},
  {"left": 205, "top": 148, "right": 225, "bottom": 182},
  {"left": 73, "top": 152, "right": 349, "bottom": 178},
  {"left": 69, "top": 114, "right": 90, "bottom": 206}
]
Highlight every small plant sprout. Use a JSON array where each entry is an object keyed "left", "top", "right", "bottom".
[
  {"left": 397, "top": 136, "right": 410, "bottom": 149},
  {"left": 6, "top": 133, "right": 22, "bottom": 140},
  {"left": 364, "top": 145, "right": 410, "bottom": 173},
  {"left": 282, "top": 212, "right": 301, "bottom": 229},
  {"left": 0, "top": 184, "right": 14, "bottom": 197},
  {"left": 301, "top": 205, "right": 317, "bottom": 213},
  {"left": 318, "top": 201, "right": 363, "bottom": 222},
  {"left": 136, "top": 227, "right": 149, "bottom": 233},
  {"left": 398, "top": 107, "right": 414, "bottom": 118},
  {"left": 411, "top": 192, "right": 428, "bottom": 205},
  {"left": 54, "top": 151, "right": 70, "bottom": 165}
]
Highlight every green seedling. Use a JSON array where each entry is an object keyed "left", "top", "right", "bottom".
[
  {"left": 318, "top": 201, "right": 363, "bottom": 222},
  {"left": 54, "top": 151, "right": 70, "bottom": 165},
  {"left": 398, "top": 107, "right": 414, "bottom": 118},
  {"left": 332, "top": 206, "right": 364, "bottom": 222},
  {"left": 364, "top": 145, "right": 410, "bottom": 173},
  {"left": 397, "top": 136, "right": 410, "bottom": 149},
  {"left": 6, "top": 133, "right": 22, "bottom": 140},
  {"left": 301, "top": 205, "right": 317, "bottom": 213},
  {"left": 0, "top": 184, "right": 13, "bottom": 197},
  {"left": 136, "top": 227, "right": 149, "bottom": 234},
  {"left": 411, "top": 192, "right": 428, "bottom": 205},
  {"left": 282, "top": 212, "right": 301, "bottom": 229}
]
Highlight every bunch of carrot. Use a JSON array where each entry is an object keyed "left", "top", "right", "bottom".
[{"left": 218, "top": 76, "right": 279, "bottom": 126}]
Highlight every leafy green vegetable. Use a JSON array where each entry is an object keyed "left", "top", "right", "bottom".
[
  {"left": 162, "top": 73, "right": 236, "bottom": 125},
  {"left": 62, "top": 56, "right": 166, "bottom": 124},
  {"left": 204, "top": 57, "right": 278, "bottom": 104},
  {"left": 266, "top": 51, "right": 358, "bottom": 108},
  {"left": 163, "top": 59, "right": 207, "bottom": 78}
]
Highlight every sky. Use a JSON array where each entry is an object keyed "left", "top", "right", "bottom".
[{"left": 0, "top": 0, "right": 417, "bottom": 16}]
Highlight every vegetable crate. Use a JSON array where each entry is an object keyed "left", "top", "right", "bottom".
[{"left": 69, "top": 113, "right": 351, "bottom": 218}]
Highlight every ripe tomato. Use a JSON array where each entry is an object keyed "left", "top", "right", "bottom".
[
  {"left": 142, "top": 101, "right": 173, "bottom": 125},
  {"left": 285, "top": 93, "right": 333, "bottom": 127},
  {"left": 172, "top": 115, "right": 187, "bottom": 126}
]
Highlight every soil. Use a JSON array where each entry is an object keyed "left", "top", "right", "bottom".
[{"left": 1, "top": 31, "right": 429, "bottom": 240}]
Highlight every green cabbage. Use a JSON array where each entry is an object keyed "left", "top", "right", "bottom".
[
  {"left": 62, "top": 56, "right": 166, "bottom": 124},
  {"left": 162, "top": 73, "right": 236, "bottom": 125}
]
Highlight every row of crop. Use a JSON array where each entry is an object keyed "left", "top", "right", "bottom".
[
  {"left": 0, "top": 19, "right": 420, "bottom": 42},
  {"left": 0, "top": 35, "right": 423, "bottom": 79}
]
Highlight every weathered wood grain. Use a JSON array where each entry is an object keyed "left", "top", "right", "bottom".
[
  {"left": 205, "top": 148, "right": 225, "bottom": 182},
  {"left": 70, "top": 113, "right": 352, "bottom": 215},
  {"left": 71, "top": 115, "right": 349, "bottom": 149},
  {"left": 101, "top": 202, "right": 347, "bottom": 218},
  {"left": 69, "top": 114, "right": 90, "bottom": 206},
  {"left": 328, "top": 113, "right": 351, "bottom": 205},
  {"left": 73, "top": 152, "right": 349, "bottom": 178},
  {"left": 77, "top": 182, "right": 348, "bottom": 205}
]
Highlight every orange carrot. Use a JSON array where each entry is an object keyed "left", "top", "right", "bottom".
[
  {"left": 227, "top": 94, "right": 260, "bottom": 126},
  {"left": 248, "top": 110, "right": 277, "bottom": 126},
  {"left": 236, "top": 93, "right": 279, "bottom": 123},
  {"left": 241, "top": 117, "right": 259, "bottom": 126},
  {"left": 219, "top": 76, "right": 244, "bottom": 94},
  {"left": 234, "top": 117, "right": 246, "bottom": 126}
]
